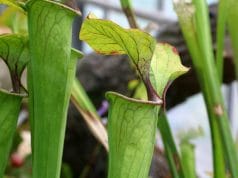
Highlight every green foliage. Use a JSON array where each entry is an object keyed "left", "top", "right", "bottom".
[
  {"left": 180, "top": 142, "right": 196, "bottom": 178},
  {"left": 80, "top": 13, "right": 156, "bottom": 86},
  {"left": 0, "top": 90, "right": 23, "bottom": 178},
  {"left": 174, "top": 0, "right": 238, "bottom": 177},
  {"left": 106, "top": 92, "right": 160, "bottom": 178},
  {"left": 150, "top": 43, "right": 189, "bottom": 97},
  {"left": 80, "top": 14, "right": 188, "bottom": 178},
  {"left": 0, "top": 34, "right": 29, "bottom": 92},
  {"left": 26, "top": 1, "right": 81, "bottom": 178},
  {"left": 3, "top": 0, "right": 234, "bottom": 178},
  {"left": 216, "top": 0, "right": 228, "bottom": 81},
  {"left": 157, "top": 111, "right": 184, "bottom": 178},
  {"left": 227, "top": 0, "right": 238, "bottom": 79}
]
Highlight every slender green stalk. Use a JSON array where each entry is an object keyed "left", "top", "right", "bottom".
[
  {"left": 193, "top": 1, "right": 237, "bottom": 177},
  {"left": 216, "top": 0, "right": 228, "bottom": 83},
  {"left": 157, "top": 111, "right": 184, "bottom": 178},
  {"left": 180, "top": 142, "right": 196, "bottom": 178},
  {"left": 227, "top": 0, "right": 238, "bottom": 80},
  {"left": 120, "top": 0, "right": 138, "bottom": 28},
  {"left": 174, "top": 1, "right": 238, "bottom": 177}
]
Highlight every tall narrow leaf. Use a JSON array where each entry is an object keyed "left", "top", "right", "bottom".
[
  {"left": 26, "top": 1, "right": 81, "bottom": 178},
  {"left": 0, "top": 90, "right": 23, "bottom": 177}
]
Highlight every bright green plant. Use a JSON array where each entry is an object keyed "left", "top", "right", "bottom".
[
  {"left": 80, "top": 14, "right": 188, "bottom": 178},
  {"left": 0, "top": 1, "right": 83, "bottom": 178},
  {"left": 2, "top": 0, "right": 238, "bottom": 178},
  {"left": 174, "top": 0, "right": 238, "bottom": 177},
  {"left": 0, "top": 34, "right": 28, "bottom": 177}
]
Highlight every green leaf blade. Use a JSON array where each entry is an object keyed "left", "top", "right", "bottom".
[{"left": 80, "top": 14, "right": 156, "bottom": 83}]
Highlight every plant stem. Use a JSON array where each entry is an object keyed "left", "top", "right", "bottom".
[
  {"left": 216, "top": 0, "right": 228, "bottom": 83},
  {"left": 180, "top": 142, "right": 196, "bottom": 178},
  {"left": 10, "top": 72, "right": 21, "bottom": 93},
  {"left": 120, "top": 0, "right": 138, "bottom": 28},
  {"left": 174, "top": 0, "right": 238, "bottom": 177},
  {"left": 227, "top": 0, "right": 238, "bottom": 81},
  {"left": 193, "top": 1, "right": 238, "bottom": 177},
  {"left": 157, "top": 111, "right": 184, "bottom": 178}
]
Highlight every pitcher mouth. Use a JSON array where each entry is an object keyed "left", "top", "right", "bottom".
[
  {"left": 0, "top": 88, "right": 27, "bottom": 98},
  {"left": 105, "top": 91, "right": 163, "bottom": 106},
  {"left": 26, "top": 0, "right": 82, "bottom": 16}
]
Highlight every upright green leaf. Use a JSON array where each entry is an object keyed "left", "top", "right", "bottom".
[
  {"left": 26, "top": 1, "right": 81, "bottom": 178},
  {"left": 80, "top": 14, "right": 157, "bottom": 100},
  {"left": 0, "top": 34, "right": 29, "bottom": 92},
  {"left": 150, "top": 43, "right": 189, "bottom": 97},
  {"left": 0, "top": 89, "right": 23, "bottom": 177},
  {"left": 106, "top": 92, "right": 160, "bottom": 178}
]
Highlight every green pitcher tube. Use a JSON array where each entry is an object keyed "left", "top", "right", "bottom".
[
  {"left": 106, "top": 92, "right": 160, "bottom": 178},
  {"left": 26, "top": 1, "right": 80, "bottom": 178}
]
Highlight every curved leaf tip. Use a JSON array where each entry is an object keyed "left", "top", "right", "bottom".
[{"left": 150, "top": 43, "right": 189, "bottom": 97}]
